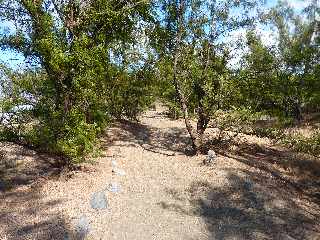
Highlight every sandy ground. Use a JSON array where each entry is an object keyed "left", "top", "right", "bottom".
[{"left": 1, "top": 109, "right": 320, "bottom": 240}]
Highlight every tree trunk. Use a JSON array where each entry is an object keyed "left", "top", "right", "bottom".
[
  {"left": 195, "top": 105, "right": 209, "bottom": 153},
  {"left": 293, "top": 97, "right": 303, "bottom": 122},
  {"left": 171, "top": 0, "right": 198, "bottom": 154},
  {"left": 171, "top": 0, "right": 210, "bottom": 154},
  {"left": 173, "top": 61, "right": 206, "bottom": 154}
]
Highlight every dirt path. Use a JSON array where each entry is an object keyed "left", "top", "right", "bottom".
[{"left": 1, "top": 109, "right": 320, "bottom": 240}]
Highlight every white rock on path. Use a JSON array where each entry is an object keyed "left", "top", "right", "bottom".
[
  {"left": 90, "top": 191, "right": 108, "bottom": 210},
  {"left": 203, "top": 150, "right": 216, "bottom": 165},
  {"left": 107, "top": 182, "right": 121, "bottom": 193},
  {"left": 111, "top": 160, "right": 118, "bottom": 167},
  {"left": 112, "top": 168, "right": 126, "bottom": 176}
]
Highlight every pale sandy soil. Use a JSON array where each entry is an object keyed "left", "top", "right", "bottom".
[{"left": 1, "top": 109, "right": 320, "bottom": 240}]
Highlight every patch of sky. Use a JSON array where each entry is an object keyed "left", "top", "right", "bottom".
[
  {"left": 226, "top": 0, "right": 318, "bottom": 69},
  {"left": 0, "top": 20, "right": 26, "bottom": 70},
  {"left": 0, "top": 0, "right": 317, "bottom": 71}
]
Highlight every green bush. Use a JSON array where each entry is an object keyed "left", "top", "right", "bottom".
[
  {"left": 211, "top": 108, "right": 260, "bottom": 140},
  {"left": 253, "top": 124, "right": 320, "bottom": 156},
  {"left": 0, "top": 66, "right": 153, "bottom": 164},
  {"left": 281, "top": 132, "right": 320, "bottom": 156},
  {"left": 253, "top": 127, "right": 285, "bottom": 140},
  {"left": 0, "top": 128, "right": 19, "bottom": 142},
  {"left": 22, "top": 109, "right": 100, "bottom": 163}
]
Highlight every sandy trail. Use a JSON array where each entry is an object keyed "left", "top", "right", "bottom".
[{"left": 1, "top": 109, "right": 320, "bottom": 240}]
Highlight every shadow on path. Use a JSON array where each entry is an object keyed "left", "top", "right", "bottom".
[
  {"left": 209, "top": 141, "right": 320, "bottom": 203},
  {"left": 0, "top": 143, "right": 77, "bottom": 240},
  {"left": 0, "top": 143, "right": 66, "bottom": 192},
  {"left": 102, "top": 119, "right": 193, "bottom": 156},
  {"left": 159, "top": 170, "right": 320, "bottom": 240},
  {"left": 0, "top": 180, "right": 76, "bottom": 240}
]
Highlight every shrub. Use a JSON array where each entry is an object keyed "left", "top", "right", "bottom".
[
  {"left": 253, "top": 127, "right": 285, "bottom": 140},
  {"left": 211, "top": 108, "right": 260, "bottom": 141},
  {"left": 281, "top": 131, "right": 320, "bottom": 156}
]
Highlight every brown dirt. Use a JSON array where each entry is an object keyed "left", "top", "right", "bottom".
[{"left": 1, "top": 109, "right": 320, "bottom": 240}]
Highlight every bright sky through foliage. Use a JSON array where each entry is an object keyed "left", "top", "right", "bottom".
[{"left": 0, "top": 0, "right": 316, "bottom": 69}]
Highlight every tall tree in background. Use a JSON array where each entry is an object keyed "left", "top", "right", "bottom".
[
  {"left": 274, "top": 1, "right": 319, "bottom": 118},
  {"left": 241, "top": 1, "right": 320, "bottom": 121},
  {"left": 239, "top": 31, "right": 280, "bottom": 114},
  {"left": 151, "top": 0, "right": 258, "bottom": 153}
]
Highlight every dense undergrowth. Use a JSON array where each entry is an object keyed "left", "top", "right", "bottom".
[{"left": 254, "top": 126, "right": 320, "bottom": 157}]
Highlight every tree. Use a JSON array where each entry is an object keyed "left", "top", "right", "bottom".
[
  {"left": 239, "top": 1, "right": 320, "bottom": 121},
  {"left": 0, "top": 0, "right": 152, "bottom": 162},
  {"left": 266, "top": 1, "right": 320, "bottom": 120},
  {"left": 150, "top": 0, "right": 259, "bottom": 153},
  {"left": 238, "top": 31, "right": 281, "bottom": 114}
]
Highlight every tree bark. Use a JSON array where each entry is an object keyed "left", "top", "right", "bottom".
[
  {"left": 172, "top": 0, "right": 205, "bottom": 154},
  {"left": 293, "top": 96, "right": 302, "bottom": 122},
  {"left": 195, "top": 103, "right": 209, "bottom": 153}
]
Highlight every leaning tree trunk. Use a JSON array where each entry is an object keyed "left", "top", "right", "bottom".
[
  {"left": 172, "top": 65, "right": 199, "bottom": 152},
  {"left": 171, "top": 0, "right": 209, "bottom": 154},
  {"left": 195, "top": 104, "right": 209, "bottom": 153},
  {"left": 172, "top": 0, "right": 195, "bottom": 153}
]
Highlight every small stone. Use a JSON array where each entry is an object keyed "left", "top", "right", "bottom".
[
  {"left": 90, "top": 191, "right": 108, "bottom": 210},
  {"left": 75, "top": 215, "right": 90, "bottom": 239},
  {"left": 203, "top": 150, "right": 216, "bottom": 165},
  {"left": 207, "top": 150, "right": 216, "bottom": 158},
  {"left": 112, "top": 168, "right": 126, "bottom": 176},
  {"left": 107, "top": 182, "right": 121, "bottom": 193},
  {"left": 111, "top": 160, "right": 117, "bottom": 167}
]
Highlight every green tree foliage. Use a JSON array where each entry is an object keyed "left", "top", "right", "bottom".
[
  {"left": 0, "top": 0, "right": 152, "bottom": 163},
  {"left": 240, "top": 1, "right": 320, "bottom": 121},
  {"left": 238, "top": 32, "right": 283, "bottom": 115},
  {"left": 150, "top": 0, "right": 258, "bottom": 153}
]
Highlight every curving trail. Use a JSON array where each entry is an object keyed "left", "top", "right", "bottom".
[{"left": 1, "top": 109, "right": 320, "bottom": 240}]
